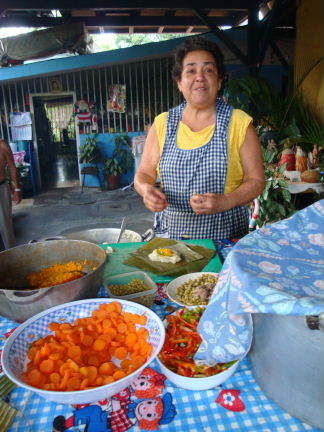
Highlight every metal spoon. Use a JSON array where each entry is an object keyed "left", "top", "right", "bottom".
[{"left": 116, "top": 217, "right": 127, "bottom": 243}]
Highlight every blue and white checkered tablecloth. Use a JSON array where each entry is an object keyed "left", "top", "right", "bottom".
[{"left": 0, "top": 296, "right": 321, "bottom": 432}]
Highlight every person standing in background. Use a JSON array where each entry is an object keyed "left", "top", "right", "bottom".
[{"left": 0, "top": 139, "right": 22, "bottom": 250}]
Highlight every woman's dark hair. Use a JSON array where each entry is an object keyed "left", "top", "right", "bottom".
[{"left": 172, "top": 36, "right": 225, "bottom": 83}]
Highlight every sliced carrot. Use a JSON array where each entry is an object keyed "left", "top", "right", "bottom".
[
  {"left": 92, "top": 339, "right": 106, "bottom": 351},
  {"left": 102, "top": 319, "right": 112, "bottom": 329},
  {"left": 60, "top": 323, "right": 72, "bottom": 331},
  {"left": 120, "top": 359, "right": 132, "bottom": 369},
  {"left": 27, "top": 346, "right": 38, "bottom": 361},
  {"left": 39, "top": 359, "right": 55, "bottom": 374},
  {"left": 26, "top": 369, "right": 43, "bottom": 386},
  {"left": 67, "top": 345, "right": 82, "bottom": 359},
  {"left": 138, "top": 314, "right": 147, "bottom": 325},
  {"left": 115, "top": 333, "right": 125, "bottom": 343},
  {"left": 48, "top": 322, "right": 60, "bottom": 331},
  {"left": 137, "top": 327, "right": 149, "bottom": 339},
  {"left": 113, "top": 369, "right": 126, "bottom": 380},
  {"left": 82, "top": 334, "right": 94, "bottom": 347},
  {"left": 49, "top": 352, "right": 63, "bottom": 361},
  {"left": 127, "top": 322, "right": 136, "bottom": 333},
  {"left": 105, "top": 328, "right": 117, "bottom": 339},
  {"left": 112, "top": 301, "right": 122, "bottom": 313},
  {"left": 103, "top": 376, "right": 114, "bottom": 385},
  {"left": 67, "top": 376, "right": 81, "bottom": 391},
  {"left": 49, "top": 372, "right": 61, "bottom": 384},
  {"left": 87, "top": 366, "right": 98, "bottom": 384},
  {"left": 105, "top": 303, "right": 116, "bottom": 313},
  {"left": 79, "top": 366, "right": 88, "bottom": 377},
  {"left": 87, "top": 355, "right": 100, "bottom": 367},
  {"left": 22, "top": 302, "right": 154, "bottom": 393},
  {"left": 114, "top": 346, "right": 128, "bottom": 360},
  {"left": 125, "top": 333, "right": 137, "bottom": 346},
  {"left": 80, "top": 378, "right": 89, "bottom": 390},
  {"left": 117, "top": 322, "right": 128, "bottom": 333},
  {"left": 95, "top": 376, "right": 104, "bottom": 386}
]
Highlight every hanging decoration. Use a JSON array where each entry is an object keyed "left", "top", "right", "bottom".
[
  {"left": 107, "top": 84, "right": 126, "bottom": 113},
  {"left": 74, "top": 99, "right": 97, "bottom": 133}
]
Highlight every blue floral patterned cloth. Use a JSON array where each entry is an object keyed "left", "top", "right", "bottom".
[{"left": 195, "top": 199, "right": 324, "bottom": 365}]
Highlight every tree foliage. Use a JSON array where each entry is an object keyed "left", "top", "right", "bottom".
[{"left": 93, "top": 33, "right": 187, "bottom": 51}]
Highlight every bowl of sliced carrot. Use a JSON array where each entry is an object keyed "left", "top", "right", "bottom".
[
  {"left": 156, "top": 306, "right": 240, "bottom": 391},
  {"left": 2, "top": 298, "right": 165, "bottom": 405}
]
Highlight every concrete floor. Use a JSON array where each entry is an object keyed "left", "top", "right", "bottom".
[{"left": 12, "top": 186, "right": 155, "bottom": 246}]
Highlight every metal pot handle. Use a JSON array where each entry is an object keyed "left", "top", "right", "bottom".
[
  {"left": 306, "top": 313, "right": 324, "bottom": 332},
  {"left": 3, "top": 287, "right": 51, "bottom": 303},
  {"left": 29, "top": 236, "right": 67, "bottom": 243},
  {"left": 141, "top": 228, "right": 155, "bottom": 242}
]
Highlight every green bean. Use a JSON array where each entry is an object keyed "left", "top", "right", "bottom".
[
  {"left": 108, "top": 279, "right": 154, "bottom": 307},
  {"left": 108, "top": 279, "right": 150, "bottom": 295},
  {"left": 176, "top": 274, "right": 219, "bottom": 305}
]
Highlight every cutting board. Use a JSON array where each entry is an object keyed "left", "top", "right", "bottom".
[{"left": 101, "top": 239, "right": 222, "bottom": 283}]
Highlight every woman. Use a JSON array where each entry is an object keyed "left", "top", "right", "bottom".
[
  {"left": 135, "top": 36, "right": 265, "bottom": 241},
  {"left": 0, "top": 139, "right": 22, "bottom": 249}
]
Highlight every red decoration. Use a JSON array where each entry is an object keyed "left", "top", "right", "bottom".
[
  {"left": 278, "top": 149, "right": 295, "bottom": 171},
  {"left": 216, "top": 389, "right": 245, "bottom": 412}
]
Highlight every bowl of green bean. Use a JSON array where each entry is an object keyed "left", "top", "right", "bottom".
[
  {"left": 104, "top": 271, "right": 157, "bottom": 308},
  {"left": 166, "top": 272, "right": 219, "bottom": 306}
]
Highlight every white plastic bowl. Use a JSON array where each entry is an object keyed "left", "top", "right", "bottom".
[
  {"left": 2, "top": 298, "right": 165, "bottom": 405},
  {"left": 156, "top": 306, "right": 240, "bottom": 391},
  {"left": 166, "top": 272, "right": 219, "bottom": 306},
  {"left": 156, "top": 356, "right": 239, "bottom": 391}
]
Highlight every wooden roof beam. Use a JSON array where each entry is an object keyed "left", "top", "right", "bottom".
[
  {"left": 2, "top": 1, "right": 251, "bottom": 10},
  {"left": 0, "top": 15, "right": 236, "bottom": 28},
  {"left": 192, "top": 8, "right": 248, "bottom": 65}
]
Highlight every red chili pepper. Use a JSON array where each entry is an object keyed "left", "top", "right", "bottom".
[{"left": 176, "top": 310, "right": 197, "bottom": 330}]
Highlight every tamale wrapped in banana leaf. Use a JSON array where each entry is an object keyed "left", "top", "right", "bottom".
[{"left": 124, "top": 238, "right": 215, "bottom": 277}]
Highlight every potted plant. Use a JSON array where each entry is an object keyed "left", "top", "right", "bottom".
[
  {"left": 104, "top": 134, "right": 134, "bottom": 190},
  {"left": 79, "top": 134, "right": 101, "bottom": 164}
]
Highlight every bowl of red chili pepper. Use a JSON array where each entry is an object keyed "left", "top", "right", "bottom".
[{"left": 156, "top": 306, "right": 240, "bottom": 390}]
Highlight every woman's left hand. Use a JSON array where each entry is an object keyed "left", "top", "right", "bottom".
[{"left": 190, "top": 193, "right": 229, "bottom": 214}]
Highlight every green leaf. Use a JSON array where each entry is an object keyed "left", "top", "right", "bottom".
[
  {"left": 282, "top": 189, "right": 292, "bottom": 201},
  {"left": 0, "top": 376, "right": 16, "bottom": 398},
  {"left": 0, "top": 400, "right": 17, "bottom": 431},
  {"left": 277, "top": 203, "right": 287, "bottom": 216},
  {"left": 278, "top": 179, "right": 288, "bottom": 188}
]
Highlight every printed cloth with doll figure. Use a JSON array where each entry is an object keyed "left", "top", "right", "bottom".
[{"left": 0, "top": 298, "right": 322, "bottom": 431}]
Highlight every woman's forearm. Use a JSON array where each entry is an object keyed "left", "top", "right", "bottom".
[
  {"left": 223, "top": 177, "right": 265, "bottom": 210},
  {"left": 134, "top": 171, "right": 157, "bottom": 197}
]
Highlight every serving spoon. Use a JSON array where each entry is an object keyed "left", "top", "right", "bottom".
[{"left": 116, "top": 217, "right": 127, "bottom": 243}]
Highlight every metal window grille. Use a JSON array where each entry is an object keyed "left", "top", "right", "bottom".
[{"left": 0, "top": 56, "right": 180, "bottom": 142}]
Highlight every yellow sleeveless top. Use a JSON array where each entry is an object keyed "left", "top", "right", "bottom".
[{"left": 155, "top": 109, "right": 252, "bottom": 194}]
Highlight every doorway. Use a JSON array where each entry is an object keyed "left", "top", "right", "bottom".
[{"left": 30, "top": 93, "right": 80, "bottom": 190}]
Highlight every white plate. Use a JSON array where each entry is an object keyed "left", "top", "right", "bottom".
[{"left": 166, "top": 272, "right": 219, "bottom": 306}]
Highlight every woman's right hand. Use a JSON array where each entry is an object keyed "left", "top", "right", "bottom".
[{"left": 143, "top": 185, "right": 168, "bottom": 213}]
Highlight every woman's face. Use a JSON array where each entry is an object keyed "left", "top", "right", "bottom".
[{"left": 177, "top": 50, "right": 222, "bottom": 108}]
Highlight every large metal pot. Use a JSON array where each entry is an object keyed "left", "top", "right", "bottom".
[
  {"left": 0, "top": 240, "right": 107, "bottom": 323},
  {"left": 249, "top": 314, "right": 324, "bottom": 429},
  {"left": 56, "top": 227, "right": 154, "bottom": 244}
]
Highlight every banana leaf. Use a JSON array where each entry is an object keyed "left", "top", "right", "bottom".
[
  {"left": 124, "top": 238, "right": 215, "bottom": 277},
  {"left": 0, "top": 400, "right": 17, "bottom": 431}
]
